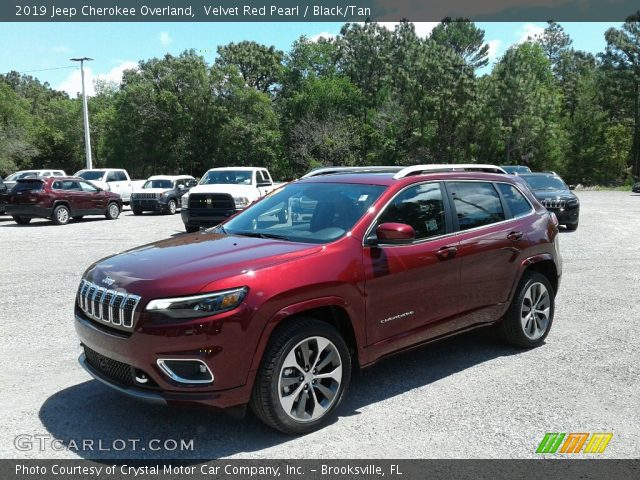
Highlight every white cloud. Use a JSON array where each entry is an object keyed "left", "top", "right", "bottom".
[
  {"left": 159, "top": 31, "right": 172, "bottom": 47},
  {"left": 517, "top": 23, "right": 544, "bottom": 44},
  {"left": 57, "top": 61, "right": 138, "bottom": 97},
  {"left": 487, "top": 39, "right": 502, "bottom": 62},
  {"left": 310, "top": 32, "right": 336, "bottom": 42},
  {"left": 51, "top": 45, "right": 71, "bottom": 54}
]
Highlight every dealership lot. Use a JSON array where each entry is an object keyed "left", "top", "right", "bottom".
[{"left": 1, "top": 190, "right": 638, "bottom": 459}]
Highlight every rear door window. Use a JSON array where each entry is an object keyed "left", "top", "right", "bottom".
[
  {"left": 496, "top": 183, "right": 532, "bottom": 218},
  {"left": 106, "top": 172, "right": 118, "bottom": 182},
  {"left": 448, "top": 182, "right": 505, "bottom": 231}
]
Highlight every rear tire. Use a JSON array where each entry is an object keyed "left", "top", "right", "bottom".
[
  {"left": 500, "top": 271, "right": 555, "bottom": 348},
  {"left": 250, "top": 318, "right": 351, "bottom": 434},
  {"left": 13, "top": 216, "right": 31, "bottom": 225},
  {"left": 52, "top": 205, "right": 70, "bottom": 225},
  {"left": 105, "top": 202, "right": 120, "bottom": 220}
]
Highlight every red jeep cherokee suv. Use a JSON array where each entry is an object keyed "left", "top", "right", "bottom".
[
  {"left": 75, "top": 166, "right": 562, "bottom": 434},
  {"left": 7, "top": 176, "right": 122, "bottom": 225}
]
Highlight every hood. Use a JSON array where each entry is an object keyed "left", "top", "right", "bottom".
[
  {"left": 85, "top": 233, "right": 322, "bottom": 298},
  {"left": 189, "top": 184, "right": 257, "bottom": 197},
  {"left": 531, "top": 189, "right": 576, "bottom": 201}
]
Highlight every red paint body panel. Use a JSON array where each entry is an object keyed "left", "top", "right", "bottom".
[{"left": 75, "top": 171, "right": 562, "bottom": 410}]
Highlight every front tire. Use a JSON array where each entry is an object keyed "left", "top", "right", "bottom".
[
  {"left": 566, "top": 221, "right": 578, "bottom": 231},
  {"left": 132, "top": 208, "right": 142, "bottom": 216},
  {"left": 500, "top": 271, "right": 555, "bottom": 348},
  {"left": 185, "top": 225, "right": 199, "bottom": 233},
  {"left": 52, "top": 205, "right": 70, "bottom": 225},
  {"left": 13, "top": 216, "right": 31, "bottom": 225},
  {"left": 165, "top": 199, "right": 177, "bottom": 215},
  {"left": 105, "top": 202, "right": 120, "bottom": 220},
  {"left": 250, "top": 318, "right": 351, "bottom": 434}
]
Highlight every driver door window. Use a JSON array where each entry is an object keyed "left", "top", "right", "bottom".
[{"left": 376, "top": 183, "right": 447, "bottom": 241}]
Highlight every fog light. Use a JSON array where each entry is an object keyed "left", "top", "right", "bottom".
[{"left": 157, "top": 359, "right": 214, "bottom": 384}]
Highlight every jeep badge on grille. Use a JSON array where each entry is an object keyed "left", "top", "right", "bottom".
[{"left": 102, "top": 276, "right": 115, "bottom": 286}]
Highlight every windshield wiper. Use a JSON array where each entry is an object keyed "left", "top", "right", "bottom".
[{"left": 232, "top": 231, "right": 290, "bottom": 241}]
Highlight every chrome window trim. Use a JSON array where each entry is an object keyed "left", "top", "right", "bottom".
[{"left": 362, "top": 179, "right": 536, "bottom": 248}]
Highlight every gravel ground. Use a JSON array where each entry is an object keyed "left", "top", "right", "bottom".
[{"left": 1, "top": 191, "right": 639, "bottom": 459}]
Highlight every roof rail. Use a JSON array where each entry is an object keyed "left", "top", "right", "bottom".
[
  {"left": 302, "top": 166, "right": 402, "bottom": 178},
  {"left": 393, "top": 164, "right": 507, "bottom": 179}
]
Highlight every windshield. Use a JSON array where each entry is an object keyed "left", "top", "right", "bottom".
[
  {"left": 75, "top": 171, "right": 105, "bottom": 181},
  {"left": 200, "top": 170, "right": 252, "bottom": 185},
  {"left": 503, "top": 166, "right": 531, "bottom": 174},
  {"left": 521, "top": 175, "right": 568, "bottom": 191},
  {"left": 222, "top": 182, "right": 386, "bottom": 244},
  {"left": 143, "top": 179, "right": 174, "bottom": 189}
]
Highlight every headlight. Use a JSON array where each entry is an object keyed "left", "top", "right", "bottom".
[
  {"left": 567, "top": 198, "right": 579, "bottom": 207},
  {"left": 234, "top": 196, "right": 250, "bottom": 209},
  {"left": 145, "top": 287, "right": 247, "bottom": 319},
  {"left": 181, "top": 194, "right": 189, "bottom": 208}
]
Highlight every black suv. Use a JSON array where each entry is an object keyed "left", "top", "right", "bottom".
[
  {"left": 519, "top": 173, "right": 580, "bottom": 230},
  {"left": 0, "top": 177, "right": 8, "bottom": 214},
  {"left": 131, "top": 176, "right": 196, "bottom": 215}
]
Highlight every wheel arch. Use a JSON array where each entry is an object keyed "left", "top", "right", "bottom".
[
  {"left": 250, "top": 299, "right": 361, "bottom": 375},
  {"left": 519, "top": 255, "right": 559, "bottom": 297}
]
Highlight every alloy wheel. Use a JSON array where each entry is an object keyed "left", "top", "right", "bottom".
[
  {"left": 278, "top": 336, "right": 342, "bottom": 422},
  {"left": 520, "top": 282, "right": 550, "bottom": 340}
]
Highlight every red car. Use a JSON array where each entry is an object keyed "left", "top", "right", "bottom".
[
  {"left": 7, "top": 177, "right": 122, "bottom": 225},
  {"left": 75, "top": 166, "right": 562, "bottom": 434}
]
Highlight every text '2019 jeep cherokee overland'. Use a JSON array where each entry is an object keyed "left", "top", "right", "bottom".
[{"left": 75, "top": 166, "right": 562, "bottom": 434}]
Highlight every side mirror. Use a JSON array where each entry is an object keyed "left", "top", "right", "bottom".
[
  {"left": 367, "top": 223, "right": 415, "bottom": 245},
  {"left": 569, "top": 185, "right": 575, "bottom": 190},
  {"left": 187, "top": 180, "right": 197, "bottom": 187}
]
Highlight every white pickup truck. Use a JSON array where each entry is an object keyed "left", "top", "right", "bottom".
[
  {"left": 74, "top": 168, "right": 145, "bottom": 204},
  {"left": 180, "top": 167, "right": 283, "bottom": 232}
]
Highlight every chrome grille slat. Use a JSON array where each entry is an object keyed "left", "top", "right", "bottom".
[
  {"left": 541, "top": 199, "right": 566, "bottom": 209},
  {"left": 76, "top": 280, "right": 141, "bottom": 330}
]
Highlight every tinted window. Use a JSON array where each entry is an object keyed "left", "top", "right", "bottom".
[
  {"left": 52, "top": 181, "right": 63, "bottom": 190},
  {"left": 62, "top": 180, "right": 82, "bottom": 191},
  {"left": 143, "top": 179, "right": 173, "bottom": 189},
  {"left": 76, "top": 171, "right": 104, "bottom": 181},
  {"left": 497, "top": 183, "right": 532, "bottom": 218},
  {"left": 377, "top": 183, "right": 446, "bottom": 240},
  {"left": 106, "top": 172, "right": 118, "bottom": 182},
  {"left": 116, "top": 171, "right": 128, "bottom": 181},
  {"left": 79, "top": 181, "right": 98, "bottom": 192},
  {"left": 520, "top": 175, "right": 568, "bottom": 191},
  {"left": 200, "top": 170, "right": 252, "bottom": 185},
  {"left": 449, "top": 182, "right": 505, "bottom": 231},
  {"left": 13, "top": 180, "right": 44, "bottom": 192}
]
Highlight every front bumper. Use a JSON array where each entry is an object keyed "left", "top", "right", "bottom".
[
  {"left": 131, "top": 198, "right": 168, "bottom": 212},
  {"left": 181, "top": 207, "right": 237, "bottom": 228},
  {"left": 547, "top": 205, "right": 579, "bottom": 226},
  {"left": 74, "top": 308, "right": 257, "bottom": 410}
]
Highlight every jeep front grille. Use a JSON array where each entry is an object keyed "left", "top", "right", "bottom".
[
  {"left": 541, "top": 198, "right": 566, "bottom": 209},
  {"left": 133, "top": 193, "right": 160, "bottom": 199},
  {"left": 77, "top": 279, "right": 141, "bottom": 329}
]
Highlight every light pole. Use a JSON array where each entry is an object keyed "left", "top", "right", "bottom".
[{"left": 71, "top": 57, "right": 93, "bottom": 169}]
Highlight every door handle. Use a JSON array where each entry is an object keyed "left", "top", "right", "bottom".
[
  {"left": 507, "top": 231, "right": 524, "bottom": 241},
  {"left": 436, "top": 246, "right": 458, "bottom": 259}
]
